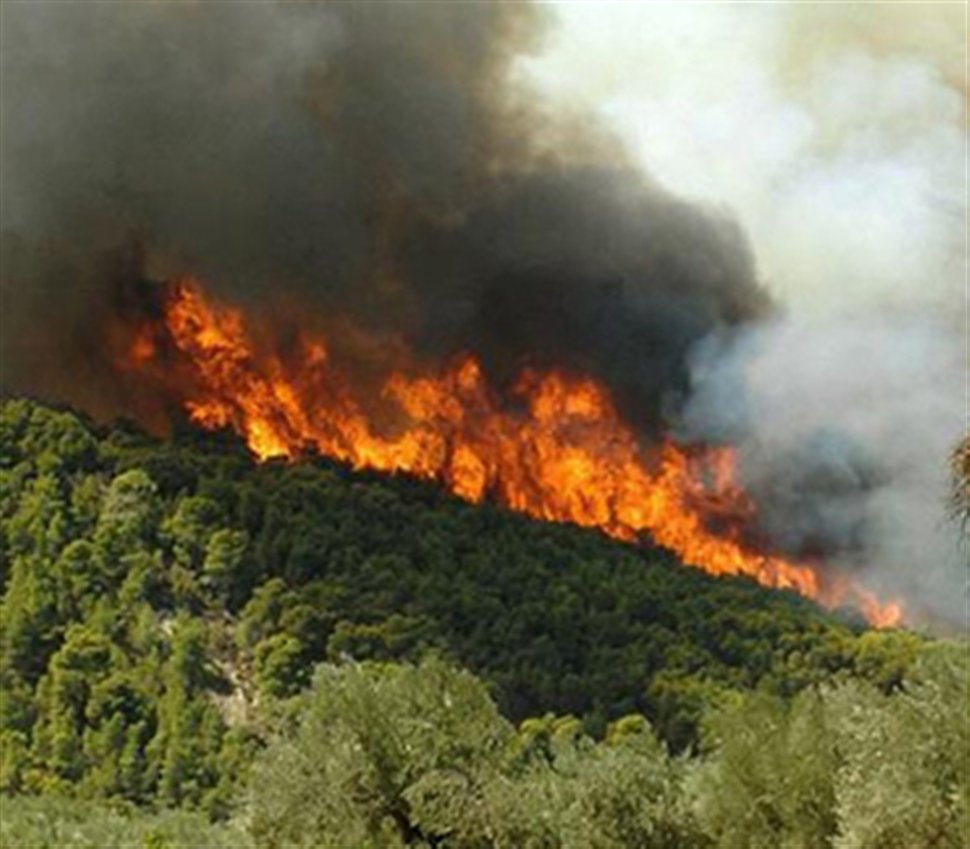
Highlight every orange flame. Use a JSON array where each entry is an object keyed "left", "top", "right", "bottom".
[{"left": 129, "top": 279, "right": 903, "bottom": 628}]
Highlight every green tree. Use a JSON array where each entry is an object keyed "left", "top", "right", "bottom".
[
  {"left": 30, "top": 626, "right": 118, "bottom": 789},
  {"left": 247, "top": 657, "right": 511, "bottom": 847},
  {"left": 163, "top": 496, "right": 224, "bottom": 570},
  {"left": 93, "top": 469, "right": 160, "bottom": 568},
  {"left": 202, "top": 528, "right": 249, "bottom": 605},
  {"left": 147, "top": 619, "right": 226, "bottom": 811},
  {"left": 491, "top": 716, "right": 707, "bottom": 849},
  {"left": 831, "top": 643, "right": 968, "bottom": 848},
  {"left": 693, "top": 689, "right": 838, "bottom": 848}
]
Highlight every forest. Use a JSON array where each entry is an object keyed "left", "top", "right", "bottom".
[{"left": 1, "top": 397, "right": 967, "bottom": 847}]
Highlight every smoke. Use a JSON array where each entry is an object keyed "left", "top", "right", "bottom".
[
  {"left": 0, "top": 0, "right": 766, "bottom": 433},
  {"left": 682, "top": 316, "right": 963, "bottom": 622},
  {"left": 526, "top": 3, "right": 964, "bottom": 312},
  {"left": 528, "top": 2, "right": 965, "bottom": 623}
]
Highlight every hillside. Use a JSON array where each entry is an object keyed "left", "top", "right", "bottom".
[{"left": 1, "top": 397, "right": 937, "bottom": 812}]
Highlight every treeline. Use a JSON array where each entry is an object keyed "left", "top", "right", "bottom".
[
  {"left": 0, "top": 397, "right": 957, "bottom": 829},
  {"left": 6, "top": 652, "right": 968, "bottom": 848}
]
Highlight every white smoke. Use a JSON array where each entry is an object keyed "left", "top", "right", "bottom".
[{"left": 525, "top": 2, "right": 966, "bottom": 624}]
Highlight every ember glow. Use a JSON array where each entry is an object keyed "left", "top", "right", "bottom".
[{"left": 129, "top": 280, "right": 902, "bottom": 628}]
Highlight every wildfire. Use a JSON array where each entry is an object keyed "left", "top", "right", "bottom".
[{"left": 129, "top": 279, "right": 902, "bottom": 628}]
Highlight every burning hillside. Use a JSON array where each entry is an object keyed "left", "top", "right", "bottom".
[
  {"left": 121, "top": 279, "right": 901, "bottom": 627},
  {"left": 3, "top": 1, "right": 959, "bottom": 628}
]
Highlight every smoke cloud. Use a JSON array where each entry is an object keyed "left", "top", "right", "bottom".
[
  {"left": 528, "top": 2, "right": 965, "bottom": 623},
  {"left": 0, "top": 0, "right": 766, "bottom": 433}
]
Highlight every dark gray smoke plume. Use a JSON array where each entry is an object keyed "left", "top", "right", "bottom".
[{"left": 1, "top": 1, "right": 768, "bottom": 432}]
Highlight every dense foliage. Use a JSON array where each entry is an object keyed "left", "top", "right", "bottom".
[
  {"left": 0, "top": 795, "right": 251, "bottom": 849},
  {"left": 5, "top": 651, "right": 967, "bottom": 848},
  {"left": 1, "top": 397, "right": 963, "bottom": 846}
]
